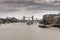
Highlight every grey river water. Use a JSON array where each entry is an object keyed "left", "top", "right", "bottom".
[{"left": 0, "top": 23, "right": 60, "bottom": 40}]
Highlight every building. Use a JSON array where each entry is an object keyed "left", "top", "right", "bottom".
[
  {"left": 43, "top": 13, "right": 60, "bottom": 24},
  {"left": 54, "top": 16, "right": 60, "bottom": 24}
]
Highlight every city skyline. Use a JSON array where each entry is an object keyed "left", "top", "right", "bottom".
[{"left": 0, "top": 0, "right": 60, "bottom": 19}]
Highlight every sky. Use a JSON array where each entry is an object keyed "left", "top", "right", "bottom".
[{"left": 0, "top": 0, "right": 60, "bottom": 19}]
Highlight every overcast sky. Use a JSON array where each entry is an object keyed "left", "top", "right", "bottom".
[{"left": 0, "top": 0, "right": 60, "bottom": 19}]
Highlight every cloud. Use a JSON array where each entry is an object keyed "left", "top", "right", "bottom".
[{"left": 0, "top": 0, "right": 60, "bottom": 12}]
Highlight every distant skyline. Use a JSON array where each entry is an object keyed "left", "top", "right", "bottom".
[
  {"left": 0, "top": 10, "right": 59, "bottom": 19},
  {"left": 0, "top": 0, "right": 60, "bottom": 19}
]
